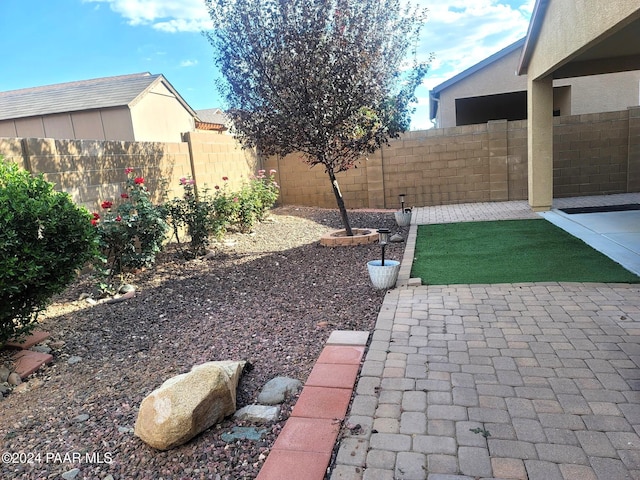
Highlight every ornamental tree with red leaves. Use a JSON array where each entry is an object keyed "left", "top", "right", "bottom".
[{"left": 205, "top": 0, "right": 431, "bottom": 235}]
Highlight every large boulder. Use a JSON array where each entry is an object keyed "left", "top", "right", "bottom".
[{"left": 134, "top": 360, "right": 245, "bottom": 450}]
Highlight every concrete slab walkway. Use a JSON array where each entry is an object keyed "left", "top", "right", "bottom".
[{"left": 331, "top": 196, "right": 640, "bottom": 480}]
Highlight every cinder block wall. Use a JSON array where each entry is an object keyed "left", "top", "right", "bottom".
[
  {"left": 507, "top": 120, "right": 528, "bottom": 201},
  {"left": 629, "top": 107, "right": 640, "bottom": 192},
  {"left": 0, "top": 133, "right": 257, "bottom": 212},
  {"left": 266, "top": 109, "right": 638, "bottom": 209},
  {"left": 265, "top": 121, "right": 528, "bottom": 209},
  {"left": 2, "top": 107, "right": 638, "bottom": 212},
  {"left": 379, "top": 124, "right": 496, "bottom": 208},
  {"left": 183, "top": 131, "right": 258, "bottom": 194},
  {"left": 263, "top": 153, "right": 369, "bottom": 209},
  {"left": 553, "top": 109, "right": 631, "bottom": 197}
]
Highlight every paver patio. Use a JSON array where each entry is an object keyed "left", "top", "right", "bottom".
[{"left": 330, "top": 196, "right": 640, "bottom": 480}]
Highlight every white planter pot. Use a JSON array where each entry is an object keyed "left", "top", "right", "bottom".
[
  {"left": 367, "top": 260, "right": 401, "bottom": 290},
  {"left": 394, "top": 210, "right": 412, "bottom": 227}
]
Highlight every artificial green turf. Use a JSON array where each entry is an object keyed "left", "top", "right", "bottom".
[{"left": 411, "top": 219, "right": 640, "bottom": 285}]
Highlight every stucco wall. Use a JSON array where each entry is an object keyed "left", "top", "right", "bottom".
[
  {"left": 0, "top": 107, "right": 135, "bottom": 141},
  {"left": 555, "top": 71, "right": 640, "bottom": 115},
  {"left": 0, "top": 82, "right": 195, "bottom": 143},
  {"left": 436, "top": 46, "right": 640, "bottom": 128},
  {"left": 526, "top": 1, "right": 640, "bottom": 81},
  {"left": 130, "top": 83, "right": 195, "bottom": 143},
  {"left": 437, "top": 48, "right": 527, "bottom": 128}
]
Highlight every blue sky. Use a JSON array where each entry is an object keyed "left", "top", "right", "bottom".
[{"left": 0, "top": 0, "right": 534, "bottom": 130}]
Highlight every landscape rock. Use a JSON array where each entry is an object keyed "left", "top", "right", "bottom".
[
  {"left": 62, "top": 468, "right": 80, "bottom": 480},
  {"left": 119, "top": 284, "right": 136, "bottom": 294},
  {"left": 234, "top": 404, "right": 280, "bottom": 423},
  {"left": 13, "top": 378, "right": 44, "bottom": 394},
  {"left": 105, "top": 290, "right": 135, "bottom": 304},
  {"left": 7, "top": 372, "right": 21, "bottom": 386},
  {"left": 257, "top": 376, "right": 302, "bottom": 405},
  {"left": 390, "top": 233, "right": 404, "bottom": 242},
  {"left": 220, "top": 426, "right": 267, "bottom": 442},
  {"left": 0, "top": 365, "right": 11, "bottom": 383},
  {"left": 73, "top": 414, "right": 90, "bottom": 422},
  {"left": 67, "top": 356, "right": 83, "bottom": 365},
  {"left": 31, "top": 345, "right": 52, "bottom": 354},
  {"left": 0, "top": 366, "right": 10, "bottom": 383},
  {"left": 134, "top": 360, "right": 246, "bottom": 450}
]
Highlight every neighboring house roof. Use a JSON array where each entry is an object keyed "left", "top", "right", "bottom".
[
  {"left": 0, "top": 72, "right": 198, "bottom": 121},
  {"left": 517, "top": 0, "right": 549, "bottom": 75},
  {"left": 429, "top": 38, "right": 526, "bottom": 120},
  {"left": 197, "top": 108, "right": 228, "bottom": 125},
  {"left": 195, "top": 108, "right": 229, "bottom": 132}
]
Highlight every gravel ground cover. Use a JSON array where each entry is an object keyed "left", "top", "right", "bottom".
[{"left": 0, "top": 206, "right": 407, "bottom": 480}]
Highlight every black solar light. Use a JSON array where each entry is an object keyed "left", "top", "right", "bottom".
[
  {"left": 378, "top": 228, "right": 390, "bottom": 266},
  {"left": 399, "top": 193, "right": 406, "bottom": 212}
]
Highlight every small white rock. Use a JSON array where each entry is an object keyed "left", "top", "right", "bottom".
[{"left": 62, "top": 468, "right": 80, "bottom": 480}]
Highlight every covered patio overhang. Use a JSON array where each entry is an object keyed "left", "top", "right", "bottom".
[{"left": 517, "top": 0, "right": 640, "bottom": 211}]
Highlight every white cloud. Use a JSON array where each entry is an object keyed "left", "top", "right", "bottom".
[
  {"left": 419, "top": 0, "right": 534, "bottom": 86},
  {"left": 82, "top": 0, "right": 535, "bottom": 129},
  {"left": 82, "top": 0, "right": 213, "bottom": 32}
]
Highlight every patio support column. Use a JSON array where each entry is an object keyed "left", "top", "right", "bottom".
[{"left": 527, "top": 75, "right": 554, "bottom": 211}]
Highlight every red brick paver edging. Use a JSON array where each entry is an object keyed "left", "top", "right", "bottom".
[{"left": 256, "top": 330, "right": 369, "bottom": 480}]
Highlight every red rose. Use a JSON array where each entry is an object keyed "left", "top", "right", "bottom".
[
  {"left": 101, "top": 201, "right": 113, "bottom": 209},
  {"left": 134, "top": 177, "right": 144, "bottom": 185},
  {"left": 121, "top": 193, "right": 129, "bottom": 199}
]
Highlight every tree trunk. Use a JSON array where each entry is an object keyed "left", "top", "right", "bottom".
[{"left": 327, "top": 169, "right": 353, "bottom": 236}]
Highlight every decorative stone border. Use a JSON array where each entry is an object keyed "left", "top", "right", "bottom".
[
  {"left": 320, "top": 228, "right": 379, "bottom": 247},
  {"left": 256, "top": 330, "right": 369, "bottom": 480}
]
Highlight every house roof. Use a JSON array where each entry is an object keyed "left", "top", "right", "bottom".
[
  {"left": 195, "top": 108, "right": 229, "bottom": 132},
  {"left": 0, "top": 72, "right": 198, "bottom": 121},
  {"left": 429, "top": 38, "right": 526, "bottom": 120},
  {"left": 517, "top": 0, "right": 549, "bottom": 75},
  {"left": 196, "top": 108, "right": 228, "bottom": 125}
]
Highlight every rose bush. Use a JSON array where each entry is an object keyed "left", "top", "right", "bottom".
[
  {"left": 164, "top": 177, "right": 219, "bottom": 258},
  {"left": 163, "top": 170, "right": 280, "bottom": 256},
  {"left": 93, "top": 169, "right": 169, "bottom": 293}
]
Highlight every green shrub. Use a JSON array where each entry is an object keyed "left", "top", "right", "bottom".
[
  {"left": 0, "top": 158, "right": 98, "bottom": 345},
  {"left": 164, "top": 171, "right": 280, "bottom": 256},
  {"left": 93, "top": 169, "right": 169, "bottom": 292},
  {"left": 164, "top": 177, "right": 219, "bottom": 258},
  {"left": 235, "top": 169, "right": 280, "bottom": 232}
]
